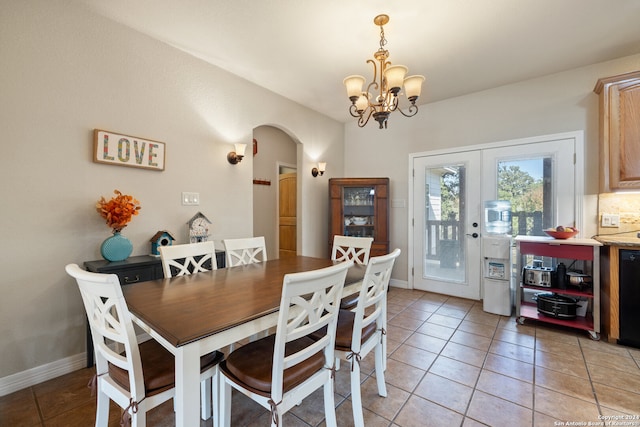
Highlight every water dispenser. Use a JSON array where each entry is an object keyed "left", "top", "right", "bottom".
[{"left": 484, "top": 200, "right": 512, "bottom": 235}]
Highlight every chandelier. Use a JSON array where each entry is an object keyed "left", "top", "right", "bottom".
[{"left": 343, "top": 14, "right": 425, "bottom": 129}]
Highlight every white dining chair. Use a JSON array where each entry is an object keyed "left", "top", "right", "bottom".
[
  {"left": 65, "top": 264, "right": 223, "bottom": 427},
  {"left": 159, "top": 240, "right": 222, "bottom": 420},
  {"left": 331, "top": 235, "right": 373, "bottom": 265},
  {"left": 331, "top": 235, "right": 374, "bottom": 310},
  {"left": 218, "top": 260, "right": 353, "bottom": 427},
  {"left": 159, "top": 241, "right": 217, "bottom": 278},
  {"left": 320, "top": 248, "right": 400, "bottom": 427},
  {"left": 223, "top": 236, "right": 267, "bottom": 267}
]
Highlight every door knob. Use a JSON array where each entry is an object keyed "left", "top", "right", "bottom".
[
  {"left": 466, "top": 232, "right": 479, "bottom": 238},
  {"left": 472, "top": 222, "right": 478, "bottom": 227}
]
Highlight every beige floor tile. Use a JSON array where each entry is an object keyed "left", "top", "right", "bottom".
[
  {"left": 588, "top": 362, "right": 640, "bottom": 394},
  {"left": 429, "top": 356, "right": 481, "bottom": 387},
  {"left": 404, "top": 331, "right": 448, "bottom": 353},
  {"left": 440, "top": 341, "right": 488, "bottom": 367},
  {"left": 582, "top": 347, "right": 639, "bottom": 372},
  {"left": 483, "top": 353, "right": 534, "bottom": 383},
  {"left": 409, "top": 300, "right": 444, "bottom": 313},
  {"left": 401, "top": 307, "right": 435, "bottom": 321},
  {"left": 493, "top": 328, "right": 536, "bottom": 348},
  {"left": 463, "top": 309, "right": 501, "bottom": 327},
  {"left": 534, "top": 350, "right": 589, "bottom": 378},
  {"left": 535, "top": 335, "right": 580, "bottom": 355},
  {"left": 593, "top": 382, "right": 640, "bottom": 415},
  {"left": 32, "top": 368, "right": 97, "bottom": 420},
  {"left": 388, "top": 312, "right": 427, "bottom": 331},
  {"left": 462, "top": 417, "right": 491, "bottom": 426},
  {"left": 0, "top": 387, "right": 42, "bottom": 427},
  {"left": 333, "top": 398, "right": 392, "bottom": 427},
  {"left": 533, "top": 411, "right": 563, "bottom": 427},
  {"left": 416, "top": 322, "right": 456, "bottom": 340},
  {"left": 382, "top": 358, "right": 427, "bottom": 393},
  {"left": 390, "top": 343, "right": 438, "bottom": 370},
  {"left": 533, "top": 386, "right": 600, "bottom": 421},
  {"left": 476, "top": 370, "right": 533, "bottom": 408},
  {"left": 467, "top": 390, "right": 532, "bottom": 427},
  {"left": 386, "top": 324, "right": 414, "bottom": 343},
  {"left": 489, "top": 339, "right": 535, "bottom": 363},
  {"left": 435, "top": 305, "right": 469, "bottom": 319},
  {"left": 579, "top": 335, "right": 633, "bottom": 356},
  {"left": 457, "top": 319, "right": 498, "bottom": 338},
  {"left": 427, "top": 313, "right": 463, "bottom": 329},
  {"left": 534, "top": 326, "right": 581, "bottom": 345},
  {"left": 359, "top": 377, "right": 410, "bottom": 422},
  {"left": 450, "top": 330, "right": 492, "bottom": 352},
  {"left": 414, "top": 372, "right": 474, "bottom": 413},
  {"left": 534, "top": 366, "right": 596, "bottom": 403},
  {"left": 394, "top": 395, "right": 464, "bottom": 427}
]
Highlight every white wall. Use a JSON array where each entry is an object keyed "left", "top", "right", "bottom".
[
  {"left": 344, "top": 54, "right": 640, "bottom": 282},
  {"left": 0, "top": 0, "right": 343, "bottom": 380}
]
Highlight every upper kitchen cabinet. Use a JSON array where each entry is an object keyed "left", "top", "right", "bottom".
[
  {"left": 594, "top": 71, "right": 640, "bottom": 192},
  {"left": 329, "top": 177, "right": 389, "bottom": 257}
]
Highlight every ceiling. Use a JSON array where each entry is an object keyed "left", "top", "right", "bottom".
[{"left": 75, "top": 0, "right": 640, "bottom": 123}]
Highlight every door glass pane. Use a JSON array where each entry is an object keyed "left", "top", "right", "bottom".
[
  {"left": 424, "top": 165, "right": 465, "bottom": 283},
  {"left": 343, "top": 187, "right": 375, "bottom": 238},
  {"left": 497, "top": 157, "right": 553, "bottom": 237}
]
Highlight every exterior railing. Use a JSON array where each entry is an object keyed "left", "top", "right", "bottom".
[{"left": 425, "top": 211, "right": 544, "bottom": 260}]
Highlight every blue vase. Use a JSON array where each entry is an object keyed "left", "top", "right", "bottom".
[{"left": 101, "top": 231, "right": 133, "bottom": 262}]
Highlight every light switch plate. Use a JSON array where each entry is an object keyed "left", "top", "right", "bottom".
[
  {"left": 182, "top": 192, "right": 200, "bottom": 206},
  {"left": 601, "top": 213, "right": 620, "bottom": 228}
]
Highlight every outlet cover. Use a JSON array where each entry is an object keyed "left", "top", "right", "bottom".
[{"left": 601, "top": 213, "right": 620, "bottom": 228}]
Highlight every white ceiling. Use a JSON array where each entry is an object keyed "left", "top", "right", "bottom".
[{"left": 75, "top": 0, "right": 640, "bottom": 123}]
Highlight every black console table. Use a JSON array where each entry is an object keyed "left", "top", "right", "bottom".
[{"left": 83, "top": 251, "right": 226, "bottom": 367}]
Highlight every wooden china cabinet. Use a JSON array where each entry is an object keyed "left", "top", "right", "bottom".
[{"left": 329, "top": 177, "right": 389, "bottom": 257}]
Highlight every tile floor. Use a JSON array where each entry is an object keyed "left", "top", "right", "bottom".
[{"left": 2, "top": 288, "right": 640, "bottom": 427}]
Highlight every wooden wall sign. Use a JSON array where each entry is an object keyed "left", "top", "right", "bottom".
[{"left": 93, "top": 129, "right": 166, "bottom": 171}]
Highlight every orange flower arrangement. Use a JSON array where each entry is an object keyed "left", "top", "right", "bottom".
[{"left": 96, "top": 190, "right": 141, "bottom": 233}]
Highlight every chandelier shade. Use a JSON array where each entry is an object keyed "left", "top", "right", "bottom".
[{"left": 344, "top": 14, "right": 425, "bottom": 129}]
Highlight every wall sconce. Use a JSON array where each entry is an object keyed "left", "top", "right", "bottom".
[
  {"left": 311, "top": 162, "right": 326, "bottom": 177},
  {"left": 227, "top": 143, "right": 247, "bottom": 165}
]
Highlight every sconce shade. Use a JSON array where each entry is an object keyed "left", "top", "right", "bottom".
[
  {"left": 227, "top": 143, "right": 247, "bottom": 165},
  {"left": 311, "top": 161, "right": 327, "bottom": 177}
]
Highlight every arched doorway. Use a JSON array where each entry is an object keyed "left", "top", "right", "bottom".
[{"left": 252, "top": 125, "right": 298, "bottom": 259}]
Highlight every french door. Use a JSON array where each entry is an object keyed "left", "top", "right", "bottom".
[
  {"left": 411, "top": 132, "right": 582, "bottom": 299},
  {"left": 412, "top": 151, "right": 482, "bottom": 299}
]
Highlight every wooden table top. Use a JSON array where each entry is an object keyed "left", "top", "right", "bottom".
[{"left": 122, "top": 256, "right": 364, "bottom": 347}]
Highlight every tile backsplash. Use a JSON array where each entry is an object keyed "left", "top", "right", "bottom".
[{"left": 598, "top": 193, "right": 640, "bottom": 236}]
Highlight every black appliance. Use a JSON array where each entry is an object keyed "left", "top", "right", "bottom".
[
  {"left": 619, "top": 250, "right": 640, "bottom": 349},
  {"left": 535, "top": 292, "right": 578, "bottom": 319}
]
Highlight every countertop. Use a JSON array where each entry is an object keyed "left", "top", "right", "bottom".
[{"left": 594, "top": 234, "right": 640, "bottom": 247}]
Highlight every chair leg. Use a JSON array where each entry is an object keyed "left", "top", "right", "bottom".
[
  {"left": 323, "top": 379, "right": 337, "bottom": 427},
  {"left": 350, "top": 359, "right": 365, "bottom": 427},
  {"left": 374, "top": 343, "right": 387, "bottom": 397},
  {"left": 219, "top": 378, "right": 232, "bottom": 427},
  {"left": 95, "top": 389, "right": 110, "bottom": 427},
  {"left": 201, "top": 378, "right": 212, "bottom": 420},
  {"left": 212, "top": 369, "right": 220, "bottom": 427}
]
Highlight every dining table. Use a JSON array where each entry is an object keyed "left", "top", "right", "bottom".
[{"left": 122, "top": 255, "right": 366, "bottom": 427}]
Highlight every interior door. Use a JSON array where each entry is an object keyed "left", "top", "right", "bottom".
[
  {"left": 278, "top": 172, "right": 297, "bottom": 258},
  {"left": 412, "top": 151, "right": 482, "bottom": 299}
]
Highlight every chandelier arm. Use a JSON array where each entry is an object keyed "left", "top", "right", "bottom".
[
  {"left": 357, "top": 108, "right": 375, "bottom": 128},
  {"left": 396, "top": 103, "right": 419, "bottom": 118},
  {"left": 348, "top": 104, "right": 362, "bottom": 118}
]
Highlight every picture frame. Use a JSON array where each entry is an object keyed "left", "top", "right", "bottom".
[{"left": 93, "top": 129, "right": 166, "bottom": 171}]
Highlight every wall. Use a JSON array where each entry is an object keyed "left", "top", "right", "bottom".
[
  {"left": 344, "top": 53, "right": 640, "bottom": 283},
  {"left": 0, "top": 0, "right": 344, "bottom": 382}
]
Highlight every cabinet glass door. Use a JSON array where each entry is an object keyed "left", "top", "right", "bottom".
[{"left": 342, "top": 186, "right": 375, "bottom": 238}]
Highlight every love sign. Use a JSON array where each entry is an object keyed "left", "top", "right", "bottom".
[{"left": 93, "top": 129, "right": 166, "bottom": 171}]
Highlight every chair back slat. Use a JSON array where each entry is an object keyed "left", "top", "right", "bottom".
[
  {"left": 331, "top": 236, "right": 373, "bottom": 265},
  {"left": 223, "top": 236, "right": 267, "bottom": 267},
  {"left": 271, "top": 260, "right": 353, "bottom": 401},
  {"left": 351, "top": 249, "right": 401, "bottom": 353},
  {"left": 159, "top": 241, "right": 217, "bottom": 278},
  {"left": 65, "top": 264, "right": 145, "bottom": 398}
]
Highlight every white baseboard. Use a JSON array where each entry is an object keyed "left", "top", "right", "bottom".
[
  {"left": 390, "top": 278, "right": 409, "bottom": 289},
  {"left": 0, "top": 352, "right": 87, "bottom": 397}
]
